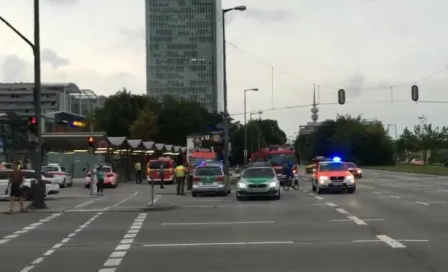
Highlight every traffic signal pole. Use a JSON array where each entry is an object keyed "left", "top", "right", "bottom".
[{"left": 88, "top": 137, "right": 97, "bottom": 196}]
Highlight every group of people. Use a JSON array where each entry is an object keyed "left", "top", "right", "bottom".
[{"left": 134, "top": 161, "right": 188, "bottom": 196}]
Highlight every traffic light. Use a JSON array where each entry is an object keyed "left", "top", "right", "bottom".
[
  {"left": 88, "top": 136, "right": 95, "bottom": 152},
  {"left": 411, "top": 85, "right": 419, "bottom": 101},
  {"left": 338, "top": 89, "right": 346, "bottom": 105},
  {"left": 28, "top": 116, "right": 38, "bottom": 135}
]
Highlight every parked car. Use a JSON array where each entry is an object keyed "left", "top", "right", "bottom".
[
  {"left": 0, "top": 169, "right": 59, "bottom": 200},
  {"left": 42, "top": 163, "right": 73, "bottom": 187},
  {"left": 84, "top": 165, "right": 119, "bottom": 188}
]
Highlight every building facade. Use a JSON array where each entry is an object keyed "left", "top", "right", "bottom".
[
  {"left": 0, "top": 83, "right": 100, "bottom": 116},
  {"left": 145, "top": 0, "right": 224, "bottom": 112}
]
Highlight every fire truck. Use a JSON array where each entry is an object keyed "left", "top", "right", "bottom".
[{"left": 250, "top": 145, "right": 299, "bottom": 175}]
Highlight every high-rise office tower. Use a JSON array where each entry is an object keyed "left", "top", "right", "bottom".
[{"left": 145, "top": 0, "right": 224, "bottom": 113}]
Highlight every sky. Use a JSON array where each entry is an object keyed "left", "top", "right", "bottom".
[{"left": 1, "top": 0, "right": 448, "bottom": 140}]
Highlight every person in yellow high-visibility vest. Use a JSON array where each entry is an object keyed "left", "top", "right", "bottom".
[{"left": 175, "top": 163, "right": 186, "bottom": 196}]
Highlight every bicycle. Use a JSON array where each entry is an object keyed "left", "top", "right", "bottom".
[{"left": 280, "top": 175, "right": 299, "bottom": 191}]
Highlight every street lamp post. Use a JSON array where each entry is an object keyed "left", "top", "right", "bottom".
[
  {"left": 0, "top": 0, "right": 46, "bottom": 209},
  {"left": 243, "top": 88, "right": 259, "bottom": 164},
  {"left": 222, "top": 5, "right": 246, "bottom": 176}
]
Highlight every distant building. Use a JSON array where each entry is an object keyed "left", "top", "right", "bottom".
[
  {"left": 145, "top": 0, "right": 224, "bottom": 112},
  {"left": 0, "top": 83, "right": 100, "bottom": 116}
]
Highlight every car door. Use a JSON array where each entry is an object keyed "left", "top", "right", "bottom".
[{"left": 0, "top": 170, "right": 11, "bottom": 197}]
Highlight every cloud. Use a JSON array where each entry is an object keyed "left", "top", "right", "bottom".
[
  {"left": 41, "top": 49, "right": 70, "bottom": 69},
  {"left": 344, "top": 72, "right": 365, "bottom": 98},
  {"left": 0, "top": 54, "right": 32, "bottom": 82},
  {"left": 243, "top": 8, "right": 296, "bottom": 22}
]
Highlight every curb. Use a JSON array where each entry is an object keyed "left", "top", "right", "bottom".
[{"left": 141, "top": 204, "right": 177, "bottom": 212}]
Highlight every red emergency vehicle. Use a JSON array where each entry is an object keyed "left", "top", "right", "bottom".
[{"left": 250, "top": 145, "right": 299, "bottom": 175}]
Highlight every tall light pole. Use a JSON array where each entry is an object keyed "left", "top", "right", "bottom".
[
  {"left": 0, "top": 0, "right": 46, "bottom": 209},
  {"left": 222, "top": 5, "right": 246, "bottom": 176},
  {"left": 244, "top": 88, "right": 259, "bottom": 164}
]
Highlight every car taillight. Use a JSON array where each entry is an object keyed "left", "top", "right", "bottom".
[
  {"left": 193, "top": 177, "right": 201, "bottom": 182},
  {"left": 107, "top": 174, "right": 114, "bottom": 178},
  {"left": 44, "top": 180, "right": 52, "bottom": 184},
  {"left": 54, "top": 172, "right": 65, "bottom": 176},
  {"left": 216, "top": 176, "right": 225, "bottom": 182}
]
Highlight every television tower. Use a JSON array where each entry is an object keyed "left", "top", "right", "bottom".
[{"left": 311, "top": 84, "right": 319, "bottom": 124}]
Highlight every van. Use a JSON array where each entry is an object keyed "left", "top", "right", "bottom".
[{"left": 147, "top": 159, "right": 176, "bottom": 184}]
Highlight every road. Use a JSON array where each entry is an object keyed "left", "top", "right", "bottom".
[{"left": 1, "top": 170, "right": 448, "bottom": 271}]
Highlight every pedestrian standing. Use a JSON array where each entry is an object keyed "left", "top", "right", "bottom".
[
  {"left": 175, "top": 163, "right": 186, "bottom": 195},
  {"left": 134, "top": 161, "right": 142, "bottom": 184},
  {"left": 6, "top": 162, "right": 26, "bottom": 214},
  {"left": 96, "top": 165, "right": 105, "bottom": 196},
  {"left": 159, "top": 163, "right": 165, "bottom": 189}
]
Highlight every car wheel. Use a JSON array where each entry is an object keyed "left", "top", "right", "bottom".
[
  {"left": 312, "top": 181, "right": 316, "bottom": 192},
  {"left": 61, "top": 179, "right": 67, "bottom": 188},
  {"left": 85, "top": 184, "right": 90, "bottom": 189},
  {"left": 236, "top": 195, "right": 244, "bottom": 201},
  {"left": 316, "top": 186, "right": 323, "bottom": 194},
  {"left": 192, "top": 192, "right": 198, "bottom": 197},
  {"left": 347, "top": 187, "right": 356, "bottom": 194},
  {"left": 273, "top": 191, "right": 281, "bottom": 200},
  {"left": 22, "top": 188, "right": 32, "bottom": 201},
  {"left": 227, "top": 186, "right": 231, "bottom": 195}
]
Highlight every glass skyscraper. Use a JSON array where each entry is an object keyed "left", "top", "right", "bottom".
[{"left": 145, "top": 0, "right": 224, "bottom": 113}]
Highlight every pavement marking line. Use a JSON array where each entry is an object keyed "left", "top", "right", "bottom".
[
  {"left": 102, "top": 192, "right": 139, "bottom": 211},
  {"left": 147, "top": 194, "right": 161, "bottom": 205},
  {"left": 427, "top": 201, "right": 447, "bottom": 204},
  {"left": 161, "top": 221, "right": 274, "bottom": 226},
  {"left": 331, "top": 219, "right": 351, "bottom": 222},
  {"left": 376, "top": 235, "right": 406, "bottom": 248},
  {"left": 362, "top": 219, "right": 385, "bottom": 221},
  {"left": 326, "top": 202, "right": 337, "bottom": 207},
  {"left": 73, "top": 197, "right": 105, "bottom": 208},
  {"left": 315, "top": 196, "right": 324, "bottom": 200},
  {"left": 397, "top": 239, "right": 429, "bottom": 242},
  {"left": 0, "top": 213, "right": 62, "bottom": 246},
  {"left": 19, "top": 212, "right": 104, "bottom": 272},
  {"left": 347, "top": 216, "right": 367, "bottom": 225},
  {"left": 373, "top": 192, "right": 382, "bottom": 194},
  {"left": 390, "top": 195, "right": 400, "bottom": 199},
  {"left": 98, "top": 213, "right": 148, "bottom": 272},
  {"left": 437, "top": 189, "right": 448, "bottom": 192},
  {"left": 416, "top": 201, "right": 429, "bottom": 206},
  {"left": 335, "top": 208, "right": 350, "bottom": 214},
  {"left": 143, "top": 241, "right": 294, "bottom": 247}
]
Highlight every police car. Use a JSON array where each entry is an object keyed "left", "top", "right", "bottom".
[
  {"left": 236, "top": 166, "right": 281, "bottom": 200},
  {"left": 192, "top": 162, "right": 231, "bottom": 197},
  {"left": 42, "top": 163, "right": 73, "bottom": 188}
]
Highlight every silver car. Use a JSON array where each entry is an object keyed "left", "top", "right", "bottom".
[{"left": 192, "top": 164, "right": 231, "bottom": 197}]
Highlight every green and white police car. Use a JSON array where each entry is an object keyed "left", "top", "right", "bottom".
[
  {"left": 236, "top": 166, "right": 281, "bottom": 201},
  {"left": 192, "top": 163, "right": 231, "bottom": 197}
]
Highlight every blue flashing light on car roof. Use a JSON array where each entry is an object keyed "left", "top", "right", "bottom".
[{"left": 332, "top": 156, "right": 342, "bottom": 162}]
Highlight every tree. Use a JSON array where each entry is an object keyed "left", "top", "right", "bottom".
[
  {"left": 90, "top": 89, "right": 153, "bottom": 137},
  {"left": 295, "top": 115, "right": 395, "bottom": 165},
  {"left": 129, "top": 106, "right": 159, "bottom": 140},
  {"left": 230, "top": 119, "right": 287, "bottom": 165}
]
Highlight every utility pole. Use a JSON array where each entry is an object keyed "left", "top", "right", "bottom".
[{"left": 1, "top": 0, "right": 46, "bottom": 209}]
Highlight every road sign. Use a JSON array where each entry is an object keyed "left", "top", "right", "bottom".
[{"left": 0, "top": 138, "right": 3, "bottom": 148}]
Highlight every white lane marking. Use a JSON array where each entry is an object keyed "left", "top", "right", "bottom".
[
  {"left": 352, "top": 240, "right": 382, "bottom": 243},
  {"left": 326, "top": 202, "right": 337, "bottom": 207},
  {"left": 309, "top": 204, "right": 328, "bottom": 206},
  {"left": 74, "top": 198, "right": 104, "bottom": 208},
  {"left": 362, "top": 219, "right": 385, "bottom": 221},
  {"left": 315, "top": 196, "right": 324, "bottom": 200},
  {"left": 390, "top": 195, "right": 400, "bottom": 199},
  {"left": 427, "top": 201, "right": 447, "bottom": 204},
  {"left": 348, "top": 216, "right": 367, "bottom": 225},
  {"left": 143, "top": 241, "right": 294, "bottom": 247},
  {"left": 437, "top": 189, "right": 448, "bottom": 192},
  {"left": 416, "top": 201, "right": 429, "bottom": 206},
  {"left": 335, "top": 208, "right": 350, "bottom": 214},
  {"left": 148, "top": 194, "right": 161, "bottom": 205},
  {"left": 373, "top": 192, "right": 382, "bottom": 194},
  {"left": 98, "top": 213, "right": 147, "bottom": 272},
  {"left": 331, "top": 219, "right": 351, "bottom": 222},
  {"left": 161, "top": 221, "right": 274, "bottom": 226},
  {"left": 398, "top": 239, "right": 429, "bottom": 242},
  {"left": 103, "top": 192, "right": 139, "bottom": 210},
  {"left": 19, "top": 212, "right": 103, "bottom": 272},
  {"left": 1, "top": 213, "right": 61, "bottom": 246},
  {"left": 376, "top": 235, "right": 406, "bottom": 248}
]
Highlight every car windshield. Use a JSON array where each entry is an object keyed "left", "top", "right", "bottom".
[
  {"left": 195, "top": 166, "right": 222, "bottom": 176},
  {"left": 21, "top": 171, "right": 36, "bottom": 179},
  {"left": 101, "top": 167, "right": 111, "bottom": 173},
  {"left": 42, "top": 166, "right": 58, "bottom": 172},
  {"left": 149, "top": 161, "right": 170, "bottom": 169},
  {"left": 345, "top": 162, "right": 357, "bottom": 168},
  {"left": 319, "top": 162, "right": 347, "bottom": 171},
  {"left": 269, "top": 153, "right": 296, "bottom": 165},
  {"left": 242, "top": 167, "right": 275, "bottom": 178}
]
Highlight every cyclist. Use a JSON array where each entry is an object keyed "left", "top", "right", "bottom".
[{"left": 282, "top": 160, "right": 294, "bottom": 181}]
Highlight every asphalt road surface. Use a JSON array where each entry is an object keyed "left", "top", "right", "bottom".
[{"left": 1, "top": 170, "right": 448, "bottom": 271}]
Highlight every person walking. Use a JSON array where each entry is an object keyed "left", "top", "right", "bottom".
[
  {"left": 159, "top": 163, "right": 165, "bottom": 189},
  {"left": 96, "top": 165, "right": 105, "bottom": 196},
  {"left": 175, "top": 163, "right": 186, "bottom": 195},
  {"left": 134, "top": 161, "right": 142, "bottom": 184},
  {"left": 6, "top": 162, "right": 26, "bottom": 214}
]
